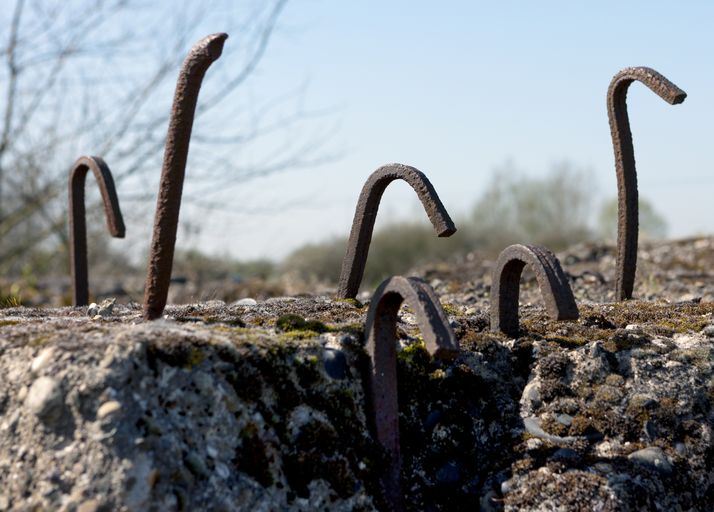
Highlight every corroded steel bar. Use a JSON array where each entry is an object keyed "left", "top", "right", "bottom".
[
  {"left": 607, "top": 67, "right": 686, "bottom": 301},
  {"left": 364, "top": 275, "right": 459, "bottom": 510},
  {"left": 69, "top": 156, "right": 125, "bottom": 307},
  {"left": 142, "top": 33, "right": 227, "bottom": 320},
  {"left": 337, "top": 164, "right": 456, "bottom": 299},
  {"left": 490, "top": 244, "right": 578, "bottom": 337}
]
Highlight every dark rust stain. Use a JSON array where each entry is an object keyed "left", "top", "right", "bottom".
[
  {"left": 608, "top": 66, "right": 686, "bottom": 301},
  {"left": 69, "top": 156, "right": 125, "bottom": 307},
  {"left": 337, "top": 163, "right": 456, "bottom": 299},
  {"left": 142, "top": 33, "right": 228, "bottom": 320},
  {"left": 364, "top": 275, "right": 459, "bottom": 511},
  {"left": 490, "top": 244, "right": 579, "bottom": 337}
]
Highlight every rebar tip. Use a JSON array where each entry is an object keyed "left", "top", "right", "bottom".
[
  {"left": 670, "top": 90, "right": 687, "bottom": 105},
  {"left": 193, "top": 32, "right": 228, "bottom": 62},
  {"left": 437, "top": 225, "right": 457, "bottom": 237},
  {"left": 612, "top": 66, "right": 687, "bottom": 106}
]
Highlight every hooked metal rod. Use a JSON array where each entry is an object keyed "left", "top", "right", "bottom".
[{"left": 69, "top": 155, "right": 125, "bottom": 307}]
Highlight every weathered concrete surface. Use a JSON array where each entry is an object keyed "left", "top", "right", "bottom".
[{"left": 1, "top": 237, "right": 714, "bottom": 510}]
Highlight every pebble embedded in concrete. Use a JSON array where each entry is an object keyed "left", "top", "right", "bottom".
[
  {"left": 185, "top": 452, "right": 208, "bottom": 477},
  {"left": 98, "top": 298, "right": 116, "bottom": 317},
  {"left": 31, "top": 347, "right": 56, "bottom": 374},
  {"left": 322, "top": 348, "right": 348, "bottom": 380},
  {"left": 26, "top": 377, "right": 64, "bottom": 425},
  {"left": 97, "top": 400, "right": 122, "bottom": 420},
  {"left": 77, "top": 499, "right": 100, "bottom": 512},
  {"left": 556, "top": 413, "right": 573, "bottom": 427},
  {"left": 215, "top": 463, "right": 230, "bottom": 480},
  {"left": 701, "top": 324, "right": 714, "bottom": 337},
  {"left": 520, "top": 380, "right": 542, "bottom": 414},
  {"left": 627, "top": 447, "right": 673, "bottom": 474},
  {"left": 88, "top": 298, "right": 116, "bottom": 318}
]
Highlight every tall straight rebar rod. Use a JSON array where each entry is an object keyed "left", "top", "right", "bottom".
[
  {"left": 143, "top": 33, "right": 227, "bottom": 320},
  {"left": 607, "top": 67, "right": 686, "bottom": 300}
]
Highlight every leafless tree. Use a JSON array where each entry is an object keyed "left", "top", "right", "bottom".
[{"left": 0, "top": 0, "right": 330, "bottom": 281}]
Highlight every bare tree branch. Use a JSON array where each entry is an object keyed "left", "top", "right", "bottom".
[
  {"left": 197, "top": 0, "right": 288, "bottom": 116},
  {"left": 0, "top": 0, "right": 26, "bottom": 211},
  {"left": 0, "top": 0, "right": 331, "bottom": 288}
]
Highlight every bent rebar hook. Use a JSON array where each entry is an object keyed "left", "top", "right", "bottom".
[
  {"left": 364, "top": 275, "right": 459, "bottom": 511},
  {"left": 142, "top": 33, "right": 228, "bottom": 320},
  {"left": 69, "top": 156, "right": 125, "bottom": 307},
  {"left": 608, "top": 67, "right": 686, "bottom": 301},
  {"left": 490, "top": 244, "right": 578, "bottom": 337},
  {"left": 337, "top": 164, "right": 456, "bottom": 299}
]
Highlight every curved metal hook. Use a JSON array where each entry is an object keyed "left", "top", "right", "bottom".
[
  {"left": 607, "top": 66, "right": 686, "bottom": 301},
  {"left": 337, "top": 163, "right": 456, "bottom": 299},
  {"left": 143, "top": 33, "right": 228, "bottom": 320},
  {"left": 69, "top": 156, "right": 125, "bottom": 307},
  {"left": 364, "top": 275, "right": 459, "bottom": 510},
  {"left": 490, "top": 244, "right": 578, "bottom": 337}
]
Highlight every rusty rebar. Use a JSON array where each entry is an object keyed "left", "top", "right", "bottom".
[
  {"left": 69, "top": 156, "right": 125, "bottom": 307},
  {"left": 608, "top": 66, "right": 686, "bottom": 301},
  {"left": 364, "top": 275, "right": 459, "bottom": 511},
  {"left": 142, "top": 33, "right": 228, "bottom": 320},
  {"left": 490, "top": 244, "right": 579, "bottom": 337},
  {"left": 337, "top": 164, "right": 456, "bottom": 299}
]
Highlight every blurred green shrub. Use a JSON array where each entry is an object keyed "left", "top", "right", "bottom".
[
  {"left": 597, "top": 197, "right": 668, "bottom": 241},
  {"left": 468, "top": 161, "right": 595, "bottom": 251}
]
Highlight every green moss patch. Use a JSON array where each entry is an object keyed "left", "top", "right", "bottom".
[
  {"left": 275, "top": 314, "right": 329, "bottom": 334},
  {"left": 603, "top": 301, "right": 714, "bottom": 333},
  {"left": 279, "top": 330, "right": 322, "bottom": 341},
  {"left": 440, "top": 302, "right": 461, "bottom": 316},
  {"left": 334, "top": 297, "right": 365, "bottom": 309}
]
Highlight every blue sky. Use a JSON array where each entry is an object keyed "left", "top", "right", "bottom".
[{"left": 149, "top": 1, "right": 714, "bottom": 259}]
